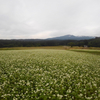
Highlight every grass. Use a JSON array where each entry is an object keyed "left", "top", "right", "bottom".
[
  {"left": 0, "top": 46, "right": 65, "bottom": 50},
  {"left": 70, "top": 49, "right": 100, "bottom": 55},
  {"left": 0, "top": 46, "right": 100, "bottom": 56},
  {"left": 0, "top": 46, "right": 100, "bottom": 50}
]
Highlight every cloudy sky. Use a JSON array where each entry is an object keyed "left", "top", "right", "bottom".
[{"left": 0, "top": 0, "right": 100, "bottom": 39}]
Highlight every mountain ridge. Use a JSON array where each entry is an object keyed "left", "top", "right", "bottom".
[{"left": 47, "top": 35, "right": 95, "bottom": 40}]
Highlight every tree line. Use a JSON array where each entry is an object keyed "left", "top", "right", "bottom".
[{"left": 0, "top": 37, "right": 100, "bottom": 48}]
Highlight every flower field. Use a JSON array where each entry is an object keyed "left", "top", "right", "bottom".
[{"left": 0, "top": 49, "right": 100, "bottom": 100}]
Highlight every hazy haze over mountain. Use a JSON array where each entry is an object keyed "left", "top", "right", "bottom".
[{"left": 0, "top": 0, "right": 100, "bottom": 39}]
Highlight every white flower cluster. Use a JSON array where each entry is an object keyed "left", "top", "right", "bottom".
[{"left": 0, "top": 49, "right": 100, "bottom": 99}]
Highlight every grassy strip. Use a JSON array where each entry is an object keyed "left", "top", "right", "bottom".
[
  {"left": 0, "top": 46, "right": 100, "bottom": 50},
  {"left": 0, "top": 46, "right": 65, "bottom": 50},
  {"left": 70, "top": 49, "right": 100, "bottom": 55}
]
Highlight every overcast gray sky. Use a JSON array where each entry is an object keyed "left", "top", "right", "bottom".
[{"left": 0, "top": 0, "right": 100, "bottom": 39}]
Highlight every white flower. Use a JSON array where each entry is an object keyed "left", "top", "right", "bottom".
[{"left": 26, "top": 81, "right": 30, "bottom": 86}]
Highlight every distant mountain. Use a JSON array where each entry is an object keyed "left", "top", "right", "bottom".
[
  {"left": 0, "top": 35, "right": 95, "bottom": 41},
  {"left": 47, "top": 35, "right": 95, "bottom": 40}
]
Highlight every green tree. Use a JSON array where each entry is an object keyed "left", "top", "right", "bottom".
[{"left": 68, "top": 42, "right": 75, "bottom": 47}]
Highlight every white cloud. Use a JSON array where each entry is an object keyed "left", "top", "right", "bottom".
[
  {"left": 0, "top": 0, "right": 100, "bottom": 39},
  {"left": 31, "top": 31, "right": 57, "bottom": 39}
]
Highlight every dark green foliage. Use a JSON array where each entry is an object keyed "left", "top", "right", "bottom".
[{"left": 0, "top": 37, "right": 100, "bottom": 47}]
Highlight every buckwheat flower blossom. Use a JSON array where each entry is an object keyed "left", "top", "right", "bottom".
[{"left": 0, "top": 49, "right": 100, "bottom": 99}]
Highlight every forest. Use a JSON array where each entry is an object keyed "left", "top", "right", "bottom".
[{"left": 0, "top": 37, "right": 100, "bottom": 48}]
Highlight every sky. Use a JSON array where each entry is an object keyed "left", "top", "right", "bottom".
[{"left": 0, "top": 0, "right": 100, "bottom": 39}]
